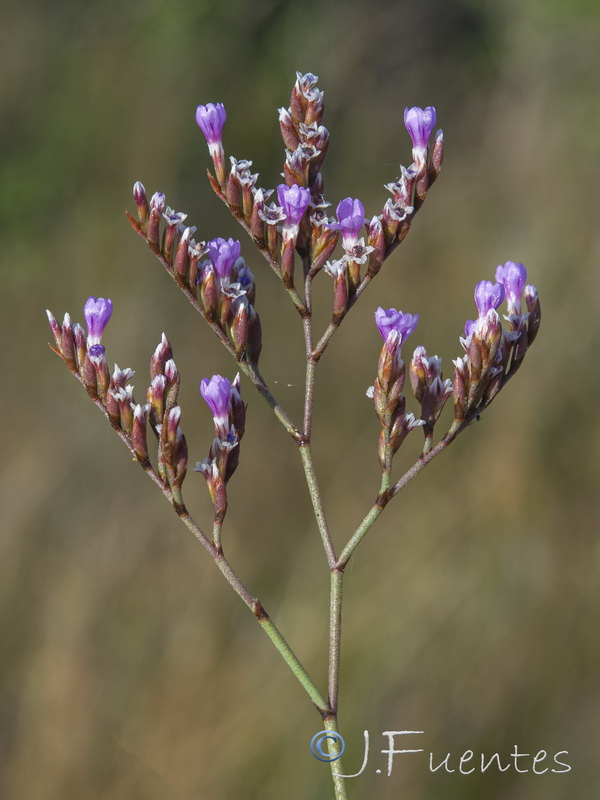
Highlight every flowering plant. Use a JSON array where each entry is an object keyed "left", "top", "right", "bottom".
[{"left": 47, "top": 72, "right": 540, "bottom": 799}]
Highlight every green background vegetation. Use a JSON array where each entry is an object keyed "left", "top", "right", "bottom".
[{"left": 2, "top": 0, "right": 599, "bottom": 798}]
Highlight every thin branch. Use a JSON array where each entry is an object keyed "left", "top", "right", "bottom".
[{"left": 337, "top": 423, "right": 463, "bottom": 568}]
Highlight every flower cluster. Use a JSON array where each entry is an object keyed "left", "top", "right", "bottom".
[
  {"left": 47, "top": 297, "right": 113, "bottom": 401},
  {"left": 280, "top": 72, "right": 328, "bottom": 199},
  {"left": 371, "top": 307, "right": 424, "bottom": 466},
  {"left": 47, "top": 300, "right": 188, "bottom": 498},
  {"left": 195, "top": 374, "right": 246, "bottom": 519},
  {"left": 198, "top": 236, "right": 262, "bottom": 362},
  {"left": 382, "top": 107, "right": 443, "bottom": 246},
  {"left": 127, "top": 186, "right": 262, "bottom": 365},
  {"left": 146, "top": 334, "right": 187, "bottom": 492},
  {"left": 453, "top": 262, "right": 540, "bottom": 422},
  {"left": 370, "top": 259, "right": 540, "bottom": 460}
]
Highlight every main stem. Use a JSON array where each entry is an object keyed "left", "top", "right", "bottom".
[{"left": 298, "top": 277, "right": 348, "bottom": 800}]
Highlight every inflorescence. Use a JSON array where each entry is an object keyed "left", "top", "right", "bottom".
[{"left": 47, "top": 71, "right": 540, "bottom": 519}]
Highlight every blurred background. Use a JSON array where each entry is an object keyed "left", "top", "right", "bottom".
[{"left": 2, "top": 0, "right": 600, "bottom": 798}]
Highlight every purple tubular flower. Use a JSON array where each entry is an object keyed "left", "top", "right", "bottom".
[
  {"left": 206, "top": 237, "right": 241, "bottom": 279},
  {"left": 474, "top": 281, "right": 505, "bottom": 319},
  {"left": 327, "top": 197, "right": 366, "bottom": 249},
  {"left": 375, "top": 307, "right": 419, "bottom": 344},
  {"left": 84, "top": 296, "right": 113, "bottom": 357},
  {"left": 200, "top": 374, "right": 231, "bottom": 438},
  {"left": 195, "top": 103, "right": 227, "bottom": 147},
  {"left": 277, "top": 183, "right": 311, "bottom": 231},
  {"left": 495, "top": 261, "right": 527, "bottom": 315},
  {"left": 404, "top": 106, "right": 437, "bottom": 163}
]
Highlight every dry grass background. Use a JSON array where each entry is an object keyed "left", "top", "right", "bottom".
[{"left": 2, "top": 0, "right": 600, "bottom": 798}]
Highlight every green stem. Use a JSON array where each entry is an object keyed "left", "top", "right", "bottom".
[
  {"left": 328, "top": 569, "right": 344, "bottom": 714},
  {"left": 323, "top": 717, "right": 349, "bottom": 800},
  {"left": 257, "top": 613, "right": 329, "bottom": 712},
  {"left": 337, "top": 424, "right": 462, "bottom": 568},
  {"left": 243, "top": 362, "right": 303, "bottom": 442},
  {"left": 299, "top": 443, "right": 337, "bottom": 568}
]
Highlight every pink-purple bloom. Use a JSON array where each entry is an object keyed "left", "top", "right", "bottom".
[
  {"left": 84, "top": 296, "right": 113, "bottom": 357},
  {"left": 495, "top": 261, "right": 527, "bottom": 315},
  {"left": 207, "top": 237, "right": 241, "bottom": 279},
  {"left": 375, "top": 307, "right": 419, "bottom": 344},
  {"left": 327, "top": 197, "right": 367, "bottom": 249},
  {"left": 404, "top": 106, "right": 437, "bottom": 163},
  {"left": 474, "top": 280, "right": 505, "bottom": 319},
  {"left": 200, "top": 374, "right": 231, "bottom": 438},
  {"left": 277, "top": 183, "right": 311, "bottom": 231},
  {"left": 195, "top": 103, "right": 227, "bottom": 147}
]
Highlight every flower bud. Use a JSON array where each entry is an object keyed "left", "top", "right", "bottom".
[
  {"left": 147, "top": 193, "right": 165, "bottom": 248},
  {"left": 230, "top": 374, "right": 246, "bottom": 441},
  {"left": 249, "top": 188, "right": 268, "bottom": 246},
  {"left": 231, "top": 297, "right": 249, "bottom": 359},
  {"left": 161, "top": 208, "right": 186, "bottom": 266},
  {"left": 147, "top": 373, "right": 167, "bottom": 430},
  {"left": 324, "top": 260, "right": 348, "bottom": 323},
  {"left": 82, "top": 352, "right": 97, "bottom": 396},
  {"left": 110, "top": 385, "right": 135, "bottom": 434},
  {"left": 174, "top": 226, "right": 192, "bottom": 286},
  {"left": 281, "top": 238, "right": 296, "bottom": 289},
  {"left": 429, "top": 130, "right": 444, "bottom": 183},
  {"left": 93, "top": 356, "right": 110, "bottom": 400},
  {"left": 46, "top": 310, "right": 62, "bottom": 351},
  {"left": 188, "top": 241, "right": 206, "bottom": 292},
  {"left": 246, "top": 306, "right": 262, "bottom": 365},
  {"left": 409, "top": 346, "right": 428, "bottom": 404},
  {"left": 366, "top": 216, "right": 385, "bottom": 276},
  {"left": 150, "top": 333, "right": 173, "bottom": 380},
  {"left": 452, "top": 356, "right": 468, "bottom": 422},
  {"left": 164, "top": 358, "right": 180, "bottom": 410},
  {"left": 200, "top": 265, "right": 218, "bottom": 321},
  {"left": 131, "top": 403, "right": 150, "bottom": 461},
  {"left": 279, "top": 107, "right": 300, "bottom": 150},
  {"left": 73, "top": 324, "right": 86, "bottom": 371},
  {"left": 60, "top": 313, "right": 76, "bottom": 368},
  {"left": 525, "top": 285, "right": 541, "bottom": 346},
  {"left": 226, "top": 159, "right": 242, "bottom": 211},
  {"left": 133, "top": 181, "right": 149, "bottom": 229}
]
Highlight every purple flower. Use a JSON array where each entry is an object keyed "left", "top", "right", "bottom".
[
  {"left": 375, "top": 307, "right": 419, "bottom": 344},
  {"left": 84, "top": 296, "right": 112, "bottom": 357},
  {"left": 200, "top": 374, "right": 231, "bottom": 438},
  {"left": 206, "top": 237, "right": 241, "bottom": 279},
  {"left": 460, "top": 318, "right": 477, "bottom": 351},
  {"left": 195, "top": 103, "right": 227, "bottom": 147},
  {"left": 495, "top": 261, "right": 527, "bottom": 315},
  {"left": 404, "top": 106, "right": 437, "bottom": 164},
  {"left": 277, "top": 183, "right": 311, "bottom": 234},
  {"left": 327, "top": 197, "right": 366, "bottom": 250},
  {"left": 474, "top": 280, "right": 505, "bottom": 320}
]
